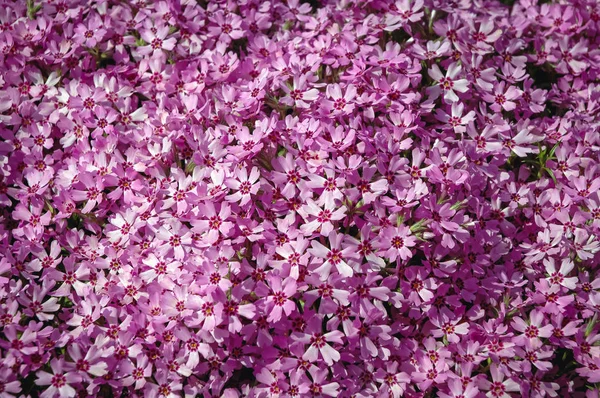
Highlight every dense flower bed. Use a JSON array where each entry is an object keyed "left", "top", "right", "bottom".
[{"left": 1, "top": 0, "right": 600, "bottom": 397}]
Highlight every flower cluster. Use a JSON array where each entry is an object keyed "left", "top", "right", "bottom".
[{"left": 1, "top": 0, "right": 600, "bottom": 397}]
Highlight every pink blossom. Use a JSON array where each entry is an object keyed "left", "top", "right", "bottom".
[{"left": 427, "top": 63, "right": 469, "bottom": 103}]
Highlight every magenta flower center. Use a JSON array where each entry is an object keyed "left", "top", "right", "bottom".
[{"left": 51, "top": 374, "right": 67, "bottom": 388}]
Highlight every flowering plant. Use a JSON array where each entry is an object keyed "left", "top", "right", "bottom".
[{"left": 1, "top": 0, "right": 600, "bottom": 397}]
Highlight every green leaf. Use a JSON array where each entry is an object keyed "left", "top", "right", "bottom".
[
  {"left": 277, "top": 146, "right": 288, "bottom": 157},
  {"left": 26, "top": 0, "right": 39, "bottom": 19},
  {"left": 547, "top": 142, "right": 560, "bottom": 160},
  {"left": 544, "top": 167, "right": 557, "bottom": 185},
  {"left": 450, "top": 199, "right": 467, "bottom": 211},
  {"left": 185, "top": 160, "right": 196, "bottom": 175},
  {"left": 396, "top": 214, "right": 405, "bottom": 226},
  {"left": 410, "top": 219, "right": 429, "bottom": 233},
  {"left": 585, "top": 314, "right": 598, "bottom": 337}
]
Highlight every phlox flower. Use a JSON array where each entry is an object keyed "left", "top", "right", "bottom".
[
  {"left": 544, "top": 258, "right": 577, "bottom": 290},
  {"left": 439, "top": 379, "right": 479, "bottom": 398},
  {"left": 431, "top": 308, "right": 469, "bottom": 343},
  {"left": 280, "top": 75, "right": 320, "bottom": 109},
  {"left": 305, "top": 167, "right": 345, "bottom": 205},
  {"left": 70, "top": 172, "right": 105, "bottom": 213},
  {"left": 573, "top": 229, "right": 600, "bottom": 260},
  {"left": 67, "top": 336, "right": 109, "bottom": 378},
  {"left": 256, "top": 274, "right": 297, "bottom": 323},
  {"left": 222, "top": 294, "right": 256, "bottom": 334},
  {"left": 511, "top": 310, "right": 553, "bottom": 345},
  {"left": 373, "top": 362, "right": 411, "bottom": 398},
  {"left": 1, "top": 325, "right": 38, "bottom": 356},
  {"left": 190, "top": 202, "right": 234, "bottom": 245},
  {"left": 0, "top": 368, "right": 20, "bottom": 397},
  {"left": 35, "top": 359, "right": 82, "bottom": 398},
  {"left": 468, "top": 21, "right": 502, "bottom": 52},
  {"left": 374, "top": 225, "right": 416, "bottom": 262},
  {"left": 556, "top": 37, "right": 588, "bottom": 75},
  {"left": 208, "top": 11, "right": 244, "bottom": 42},
  {"left": 120, "top": 355, "right": 153, "bottom": 390},
  {"left": 12, "top": 203, "right": 52, "bottom": 238},
  {"left": 294, "top": 316, "right": 344, "bottom": 366},
  {"left": 138, "top": 26, "right": 177, "bottom": 56},
  {"left": 305, "top": 367, "right": 341, "bottom": 397},
  {"left": 255, "top": 367, "right": 287, "bottom": 396},
  {"left": 174, "top": 328, "right": 210, "bottom": 370},
  {"left": 577, "top": 357, "right": 600, "bottom": 383},
  {"left": 145, "top": 370, "right": 183, "bottom": 398},
  {"left": 427, "top": 63, "right": 469, "bottom": 103},
  {"left": 435, "top": 102, "right": 476, "bottom": 133},
  {"left": 512, "top": 339, "right": 554, "bottom": 372},
  {"left": 324, "top": 83, "right": 357, "bottom": 115},
  {"left": 17, "top": 281, "right": 60, "bottom": 321},
  {"left": 106, "top": 209, "right": 144, "bottom": 245},
  {"left": 49, "top": 256, "right": 89, "bottom": 297},
  {"left": 73, "top": 14, "right": 106, "bottom": 47},
  {"left": 309, "top": 231, "right": 354, "bottom": 279},
  {"left": 300, "top": 198, "right": 347, "bottom": 237},
  {"left": 483, "top": 81, "right": 522, "bottom": 112},
  {"left": 500, "top": 126, "right": 542, "bottom": 157},
  {"left": 385, "top": 0, "right": 425, "bottom": 29},
  {"left": 412, "top": 356, "right": 448, "bottom": 391},
  {"left": 348, "top": 318, "right": 393, "bottom": 358},
  {"left": 402, "top": 267, "right": 437, "bottom": 304},
  {"left": 413, "top": 40, "right": 451, "bottom": 60},
  {"left": 225, "top": 166, "right": 261, "bottom": 206},
  {"left": 479, "top": 365, "right": 520, "bottom": 398}
]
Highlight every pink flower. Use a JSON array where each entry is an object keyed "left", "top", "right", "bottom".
[
  {"left": 435, "top": 102, "right": 476, "bottom": 133},
  {"left": 305, "top": 367, "right": 340, "bottom": 397},
  {"left": 324, "top": 84, "right": 357, "bottom": 115},
  {"left": 468, "top": 21, "right": 502, "bottom": 51},
  {"left": 106, "top": 209, "right": 144, "bottom": 244},
  {"left": 225, "top": 166, "right": 261, "bottom": 206},
  {"left": 479, "top": 364, "right": 520, "bottom": 398},
  {"left": 138, "top": 26, "right": 177, "bottom": 56},
  {"left": 427, "top": 63, "right": 469, "bottom": 103},
  {"left": 36, "top": 359, "right": 82, "bottom": 398},
  {"left": 12, "top": 204, "right": 52, "bottom": 238},
  {"left": 280, "top": 75, "right": 320, "bottom": 108},
  {"left": 309, "top": 231, "right": 355, "bottom": 279},
  {"left": 208, "top": 11, "right": 244, "bottom": 42},
  {"left": 120, "top": 355, "right": 153, "bottom": 390},
  {"left": 431, "top": 308, "right": 470, "bottom": 343},
  {"left": 374, "top": 362, "right": 411, "bottom": 398},
  {"left": 412, "top": 356, "right": 448, "bottom": 391},
  {"left": 73, "top": 14, "right": 106, "bottom": 47},
  {"left": 439, "top": 378, "right": 479, "bottom": 398},
  {"left": 257, "top": 274, "right": 297, "bottom": 322},
  {"left": 17, "top": 281, "right": 60, "bottom": 321},
  {"left": 295, "top": 316, "right": 344, "bottom": 366},
  {"left": 191, "top": 202, "right": 234, "bottom": 245},
  {"left": 511, "top": 310, "right": 553, "bottom": 345},
  {"left": 557, "top": 37, "right": 588, "bottom": 75},
  {"left": 482, "top": 81, "right": 522, "bottom": 112},
  {"left": 544, "top": 258, "right": 577, "bottom": 290},
  {"left": 146, "top": 370, "right": 183, "bottom": 398},
  {"left": 374, "top": 225, "right": 417, "bottom": 262},
  {"left": 501, "top": 126, "right": 543, "bottom": 156},
  {"left": 385, "top": 0, "right": 425, "bottom": 29},
  {"left": 67, "top": 336, "right": 109, "bottom": 378},
  {"left": 300, "top": 198, "right": 347, "bottom": 237}
]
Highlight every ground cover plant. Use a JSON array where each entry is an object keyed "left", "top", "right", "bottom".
[{"left": 1, "top": 0, "right": 600, "bottom": 396}]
